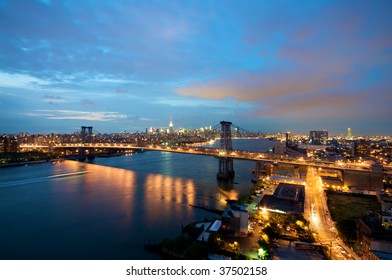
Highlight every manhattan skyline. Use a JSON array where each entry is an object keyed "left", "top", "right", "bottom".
[{"left": 0, "top": 0, "right": 391, "bottom": 135}]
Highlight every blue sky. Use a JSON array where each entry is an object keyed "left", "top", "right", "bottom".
[{"left": 0, "top": 0, "right": 391, "bottom": 135}]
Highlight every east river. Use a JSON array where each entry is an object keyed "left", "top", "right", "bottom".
[{"left": 0, "top": 138, "right": 277, "bottom": 259}]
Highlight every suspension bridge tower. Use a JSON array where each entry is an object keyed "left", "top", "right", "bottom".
[
  {"left": 78, "top": 126, "right": 95, "bottom": 161},
  {"left": 217, "top": 121, "right": 235, "bottom": 180}
]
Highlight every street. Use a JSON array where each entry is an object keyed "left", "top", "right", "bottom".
[{"left": 305, "top": 167, "right": 358, "bottom": 260}]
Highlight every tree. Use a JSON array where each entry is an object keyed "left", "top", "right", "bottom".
[
  {"left": 263, "top": 224, "right": 281, "bottom": 240},
  {"left": 183, "top": 242, "right": 208, "bottom": 259}
]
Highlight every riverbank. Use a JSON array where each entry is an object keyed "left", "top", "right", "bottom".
[
  {"left": 189, "top": 204, "right": 224, "bottom": 215},
  {"left": 0, "top": 151, "right": 132, "bottom": 168},
  {"left": 0, "top": 158, "right": 64, "bottom": 168},
  {"left": 144, "top": 219, "right": 248, "bottom": 260},
  {"left": 0, "top": 151, "right": 64, "bottom": 168},
  {"left": 0, "top": 139, "right": 270, "bottom": 260}
]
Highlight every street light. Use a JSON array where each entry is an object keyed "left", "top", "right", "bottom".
[{"left": 258, "top": 248, "right": 267, "bottom": 259}]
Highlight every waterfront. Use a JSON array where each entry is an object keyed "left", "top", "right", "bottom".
[{"left": 0, "top": 139, "right": 276, "bottom": 260}]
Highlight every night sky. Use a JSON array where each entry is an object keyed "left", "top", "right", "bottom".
[{"left": 0, "top": 0, "right": 391, "bottom": 135}]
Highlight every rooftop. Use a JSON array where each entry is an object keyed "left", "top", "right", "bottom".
[
  {"left": 274, "top": 183, "right": 305, "bottom": 202},
  {"left": 258, "top": 183, "right": 305, "bottom": 214},
  {"left": 259, "top": 195, "right": 304, "bottom": 214},
  {"left": 269, "top": 175, "right": 306, "bottom": 184},
  {"left": 222, "top": 204, "right": 248, "bottom": 218},
  {"left": 196, "top": 220, "right": 222, "bottom": 242}
]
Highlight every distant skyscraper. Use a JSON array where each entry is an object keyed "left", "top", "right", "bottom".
[
  {"left": 285, "top": 132, "right": 292, "bottom": 147},
  {"left": 309, "top": 130, "right": 328, "bottom": 145},
  {"left": 169, "top": 120, "right": 174, "bottom": 133},
  {"left": 347, "top": 128, "right": 352, "bottom": 140},
  {"left": 0, "top": 136, "right": 5, "bottom": 153},
  {"left": 0, "top": 136, "right": 19, "bottom": 153}
]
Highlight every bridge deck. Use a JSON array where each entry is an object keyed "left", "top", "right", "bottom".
[{"left": 19, "top": 144, "right": 389, "bottom": 174}]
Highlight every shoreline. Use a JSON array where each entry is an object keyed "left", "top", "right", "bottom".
[
  {"left": 0, "top": 152, "right": 131, "bottom": 168},
  {"left": 0, "top": 158, "right": 64, "bottom": 168}
]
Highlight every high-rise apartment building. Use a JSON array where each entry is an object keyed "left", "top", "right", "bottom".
[
  {"left": 285, "top": 131, "right": 292, "bottom": 147},
  {"left": 347, "top": 128, "right": 353, "bottom": 140},
  {"left": 0, "top": 136, "right": 19, "bottom": 153},
  {"left": 309, "top": 130, "right": 328, "bottom": 145}
]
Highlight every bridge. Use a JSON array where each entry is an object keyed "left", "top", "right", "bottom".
[
  {"left": 21, "top": 142, "right": 385, "bottom": 170},
  {"left": 17, "top": 122, "right": 388, "bottom": 261},
  {"left": 19, "top": 121, "right": 389, "bottom": 188}
]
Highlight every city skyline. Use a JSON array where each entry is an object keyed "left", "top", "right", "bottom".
[{"left": 1, "top": 1, "right": 392, "bottom": 135}]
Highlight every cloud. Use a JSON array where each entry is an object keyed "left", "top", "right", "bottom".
[
  {"left": 253, "top": 92, "right": 361, "bottom": 119},
  {"left": 0, "top": 1, "right": 207, "bottom": 82},
  {"left": 43, "top": 95, "right": 71, "bottom": 105},
  {"left": 91, "top": 77, "right": 132, "bottom": 84},
  {"left": 115, "top": 89, "right": 130, "bottom": 94},
  {"left": 250, "top": 88, "right": 392, "bottom": 122},
  {"left": 23, "top": 112, "right": 55, "bottom": 117},
  {"left": 175, "top": 67, "right": 343, "bottom": 102},
  {"left": 0, "top": 72, "right": 51, "bottom": 88},
  {"left": 0, "top": 71, "right": 81, "bottom": 95},
  {"left": 175, "top": 2, "right": 392, "bottom": 125},
  {"left": 153, "top": 95, "right": 252, "bottom": 109},
  {"left": 1, "top": 1, "right": 391, "bottom": 134},
  {"left": 80, "top": 98, "right": 94, "bottom": 106},
  {"left": 24, "top": 110, "right": 128, "bottom": 122}
]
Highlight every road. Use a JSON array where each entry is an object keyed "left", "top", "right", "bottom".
[{"left": 305, "top": 167, "right": 359, "bottom": 260}]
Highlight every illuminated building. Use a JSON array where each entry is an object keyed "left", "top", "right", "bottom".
[
  {"left": 221, "top": 204, "right": 248, "bottom": 237},
  {"left": 169, "top": 120, "right": 174, "bottom": 133},
  {"left": 309, "top": 130, "right": 328, "bottom": 145},
  {"left": 285, "top": 131, "right": 292, "bottom": 147},
  {"left": 0, "top": 136, "right": 19, "bottom": 153},
  {"left": 0, "top": 136, "right": 5, "bottom": 153},
  {"left": 377, "top": 192, "right": 392, "bottom": 212},
  {"left": 347, "top": 128, "right": 353, "bottom": 140},
  {"left": 357, "top": 211, "right": 392, "bottom": 260}
]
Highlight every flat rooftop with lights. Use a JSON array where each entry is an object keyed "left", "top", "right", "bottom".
[{"left": 258, "top": 183, "right": 305, "bottom": 214}]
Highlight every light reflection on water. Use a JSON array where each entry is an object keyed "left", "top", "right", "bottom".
[
  {"left": 144, "top": 174, "right": 196, "bottom": 224},
  {"left": 0, "top": 139, "right": 276, "bottom": 259},
  {"left": 0, "top": 160, "right": 219, "bottom": 259}
]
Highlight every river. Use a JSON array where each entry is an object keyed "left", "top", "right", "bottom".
[{"left": 0, "top": 138, "right": 277, "bottom": 259}]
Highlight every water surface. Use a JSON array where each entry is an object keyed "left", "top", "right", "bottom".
[{"left": 0, "top": 138, "right": 276, "bottom": 259}]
